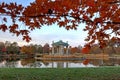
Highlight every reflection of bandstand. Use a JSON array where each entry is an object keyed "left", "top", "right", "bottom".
[{"left": 51, "top": 40, "right": 69, "bottom": 55}]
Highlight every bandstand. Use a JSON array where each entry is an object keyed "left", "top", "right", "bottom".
[{"left": 51, "top": 40, "right": 69, "bottom": 55}]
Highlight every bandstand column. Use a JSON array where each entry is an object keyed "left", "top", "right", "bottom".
[
  {"left": 66, "top": 46, "right": 69, "bottom": 55},
  {"left": 59, "top": 45, "right": 63, "bottom": 55},
  {"left": 52, "top": 46, "right": 54, "bottom": 55},
  {"left": 52, "top": 41, "right": 54, "bottom": 55},
  {"left": 61, "top": 46, "right": 64, "bottom": 55},
  {"left": 57, "top": 46, "right": 59, "bottom": 55}
]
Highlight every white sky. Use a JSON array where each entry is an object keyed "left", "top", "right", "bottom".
[{"left": 0, "top": 0, "right": 88, "bottom": 47}]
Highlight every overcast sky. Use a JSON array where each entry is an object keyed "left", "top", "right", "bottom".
[{"left": 0, "top": 0, "right": 88, "bottom": 47}]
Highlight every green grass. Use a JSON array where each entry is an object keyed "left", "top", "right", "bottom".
[{"left": 0, "top": 67, "right": 120, "bottom": 80}]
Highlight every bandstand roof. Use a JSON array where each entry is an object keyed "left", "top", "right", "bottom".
[{"left": 52, "top": 40, "right": 69, "bottom": 46}]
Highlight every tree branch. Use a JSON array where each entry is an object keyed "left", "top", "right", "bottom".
[
  {"left": 0, "top": 13, "right": 120, "bottom": 25},
  {"left": 108, "top": 1, "right": 120, "bottom": 4}
]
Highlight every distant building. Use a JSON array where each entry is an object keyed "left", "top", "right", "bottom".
[{"left": 51, "top": 40, "right": 69, "bottom": 55}]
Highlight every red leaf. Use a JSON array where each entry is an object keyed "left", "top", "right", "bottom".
[
  {"left": 66, "top": 26, "right": 70, "bottom": 30},
  {"left": 83, "top": 15, "right": 89, "bottom": 20},
  {"left": 9, "top": 24, "right": 18, "bottom": 33},
  {"left": 15, "top": 31, "right": 20, "bottom": 36},
  {"left": 23, "top": 35, "right": 31, "bottom": 42},
  {"left": 58, "top": 22, "right": 65, "bottom": 27},
  {"left": 3, "top": 17, "right": 7, "bottom": 22},
  {"left": 0, "top": 24, "right": 7, "bottom": 32},
  {"left": 0, "top": 8, "right": 5, "bottom": 13},
  {"left": 111, "top": 37, "right": 117, "bottom": 41},
  {"left": 86, "top": 0, "right": 95, "bottom": 7},
  {"left": 20, "top": 30, "right": 29, "bottom": 35}
]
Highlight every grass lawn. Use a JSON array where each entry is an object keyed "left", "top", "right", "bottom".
[{"left": 0, "top": 67, "right": 120, "bottom": 80}]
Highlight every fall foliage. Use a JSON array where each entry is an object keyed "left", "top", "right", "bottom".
[
  {"left": 0, "top": 0, "right": 120, "bottom": 49},
  {"left": 81, "top": 47, "right": 90, "bottom": 54},
  {"left": 70, "top": 47, "right": 81, "bottom": 54}
]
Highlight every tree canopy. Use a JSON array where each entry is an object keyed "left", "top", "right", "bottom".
[{"left": 0, "top": 0, "right": 120, "bottom": 49}]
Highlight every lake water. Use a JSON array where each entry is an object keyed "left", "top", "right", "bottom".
[{"left": 0, "top": 58, "right": 120, "bottom": 68}]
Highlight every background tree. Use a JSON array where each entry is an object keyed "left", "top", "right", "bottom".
[
  {"left": 89, "top": 44, "right": 102, "bottom": 54},
  {"left": 21, "top": 46, "right": 29, "bottom": 54},
  {"left": 77, "top": 45, "right": 82, "bottom": 53},
  {"left": 5, "top": 41, "right": 11, "bottom": 47},
  {"left": 6, "top": 42, "right": 20, "bottom": 54},
  {"left": 0, "top": 42, "right": 5, "bottom": 54},
  {"left": 20, "top": 44, "right": 37, "bottom": 54},
  {"left": 0, "top": 0, "right": 120, "bottom": 49},
  {"left": 36, "top": 44, "right": 43, "bottom": 53},
  {"left": 89, "top": 42, "right": 120, "bottom": 55},
  {"left": 70, "top": 47, "right": 79, "bottom": 54},
  {"left": 29, "top": 44, "right": 36, "bottom": 54},
  {"left": 43, "top": 43, "right": 50, "bottom": 54}
]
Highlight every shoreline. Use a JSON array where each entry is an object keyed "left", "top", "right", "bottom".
[{"left": 35, "top": 53, "right": 110, "bottom": 61}]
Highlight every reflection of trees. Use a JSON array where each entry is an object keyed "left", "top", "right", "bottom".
[
  {"left": 0, "top": 61, "right": 6, "bottom": 67},
  {"left": 21, "top": 58, "right": 35, "bottom": 66},
  {"left": 109, "top": 58, "right": 120, "bottom": 66},
  {"left": 42, "top": 61, "right": 49, "bottom": 66},
  {"left": 21, "top": 58, "right": 42, "bottom": 68},
  {"left": 89, "top": 59, "right": 102, "bottom": 66},
  {"left": 82, "top": 59, "right": 90, "bottom": 65},
  {"left": 32, "top": 62, "right": 42, "bottom": 68},
  {"left": 89, "top": 58, "right": 120, "bottom": 66},
  {"left": 4, "top": 61, "right": 18, "bottom": 68},
  {"left": 1, "top": 58, "right": 120, "bottom": 68}
]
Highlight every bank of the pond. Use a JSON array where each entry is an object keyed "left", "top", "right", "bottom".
[{"left": 0, "top": 67, "right": 120, "bottom": 80}]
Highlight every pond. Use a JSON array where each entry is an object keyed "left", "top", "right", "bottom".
[{"left": 0, "top": 58, "right": 120, "bottom": 68}]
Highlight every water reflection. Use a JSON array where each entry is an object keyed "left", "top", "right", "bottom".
[{"left": 0, "top": 58, "right": 120, "bottom": 68}]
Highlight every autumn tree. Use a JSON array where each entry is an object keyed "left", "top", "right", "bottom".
[
  {"left": 0, "top": 0, "right": 120, "bottom": 49},
  {"left": 21, "top": 45, "right": 34, "bottom": 54},
  {"left": 70, "top": 47, "right": 80, "bottom": 54},
  {"left": 20, "top": 46, "right": 29, "bottom": 54},
  {"left": 89, "top": 44, "right": 102, "bottom": 54},
  {"left": 89, "top": 42, "right": 120, "bottom": 55},
  {"left": 81, "top": 47, "right": 90, "bottom": 54}
]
